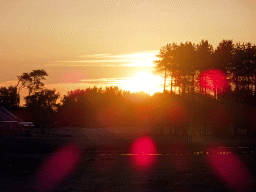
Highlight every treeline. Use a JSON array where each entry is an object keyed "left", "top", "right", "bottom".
[
  {"left": 57, "top": 87, "right": 148, "bottom": 127},
  {"left": 56, "top": 87, "right": 256, "bottom": 137},
  {"left": 1, "top": 39, "right": 256, "bottom": 137},
  {"left": 154, "top": 39, "right": 256, "bottom": 105},
  {"left": 0, "top": 71, "right": 255, "bottom": 137},
  {"left": 0, "top": 69, "right": 59, "bottom": 129}
]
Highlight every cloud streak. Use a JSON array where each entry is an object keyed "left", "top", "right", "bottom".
[
  {"left": 0, "top": 81, "right": 17, "bottom": 87},
  {"left": 49, "top": 51, "right": 159, "bottom": 67},
  {"left": 80, "top": 77, "right": 131, "bottom": 85},
  {"left": 44, "top": 77, "right": 132, "bottom": 99}
]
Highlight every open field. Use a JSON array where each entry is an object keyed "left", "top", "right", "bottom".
[
  {"left": 1, "top": 127, "right": 256, "bottom": 191},
  {"left": 3, "top": 153, "right": 255, "bottom": 191}
]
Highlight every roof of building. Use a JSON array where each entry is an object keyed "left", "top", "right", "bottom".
[{"left": 0, "top": 106, "right": 24, "bottom": 122}]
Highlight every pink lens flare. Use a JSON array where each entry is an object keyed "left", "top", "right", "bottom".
[
  {"left": 129, "top": 136, "right": 158, "bottom": 171},
  {"left": 199, "top": 69, "right": 229, "bottom": 93},
  {"left": 205, "top": 144, "right": 254, "bottom": 191},
  {"left": 32, "top": 143, "right": 81, "bottom": 191},
  {"left": 59, "top": 70, "right": 84, "bottom": 83}
]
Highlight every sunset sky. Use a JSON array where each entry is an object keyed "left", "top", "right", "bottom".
[{"left": 1, "top": 0, "right": 256, "bottom": 100}]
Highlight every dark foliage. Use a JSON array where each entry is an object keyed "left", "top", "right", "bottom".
[{"left": 0, "top": 86, "right": 19, "bottom": 110}]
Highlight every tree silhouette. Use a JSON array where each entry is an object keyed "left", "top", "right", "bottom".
[
  {"left": 24, "top": 88, "right": 60, "bottom": 130},
  {"left": 152, "top": 39, "right": 256, "bottom": 136},
  {"left": 196, "top": 40, "right": 214, "bottom": 93},
  {"left": 153, "top": 43, "right": 179, "bottom": 93},
  {"left": 25, "top": 89, "right": 60, "bottom": 110},
  {"left": 231, "top": 42, "right": 256, "bottom": 94},
  {"left": 154, "top": 42, "right": 197, "bottom": 94},
  {"left": 28, "top": 69, "right": 48, "bottom": 95},
  {"left": 153, "top": 39, "right": 256, "bottom": 99},
  {"left": 0, "top": 86, "right": 19, "bottom": 110},
  {"left": 17, "top": 69, "right": 48, "bottom": 97},
  {"left": 175, "top": 42, "right": 197, "bottom": 94}
]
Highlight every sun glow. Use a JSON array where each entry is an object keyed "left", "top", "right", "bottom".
[{"left": 126, "top": 72, "right": 163, "bottom": 95}]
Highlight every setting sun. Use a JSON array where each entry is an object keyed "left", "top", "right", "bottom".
[{"left": 126, "top": 72, "right": 164, "bottom": 95}]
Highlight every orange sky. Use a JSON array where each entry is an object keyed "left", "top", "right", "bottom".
[{"left": 1, "top": 0, "right": 256, "bottom": 98}]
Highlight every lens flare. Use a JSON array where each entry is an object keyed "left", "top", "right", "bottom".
[
  {"left": 59, "top": 70, "right": 84, "bottom": 83},
  {"left": 129, "top": 136, "right": 158, "bottom": 171},
  {"left": 32, "top": 143, "right": 81, "bottom": 191},
  {"left": 205, "top": 144, "right": 254, "bottom": 191},
  {"left": 199, "top": 69, "right": 228, "bottom": 93}
]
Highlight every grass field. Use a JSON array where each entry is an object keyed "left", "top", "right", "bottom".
[{"left": 1, "top": 128, "right": 256, "bottom": 191}]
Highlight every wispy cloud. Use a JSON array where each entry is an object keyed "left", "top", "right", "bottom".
[
  {"left": 80, "top": 77, "right": 131, "bottom": 85},
  {"left": 0, "top": 81, "right": 17, "bottom": 87},
  {"left": 59, "top": 59, "right": 134, "bottom": 63},
  {"left": 79, "top": 50, "right": 159, "bottom": 58},
  {"left": 79, "top": 54, "right": 111, "bottom": 58},
  {"left": 49, "top": 50, "right": 159, "bottom": 67},
  {"left": 45, "top": 77, "right": 132, "bottom": 97}
]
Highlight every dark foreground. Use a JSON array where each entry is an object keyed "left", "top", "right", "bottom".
[{"left": 0, "top": 134, "right": 256, "bottom": 192}]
